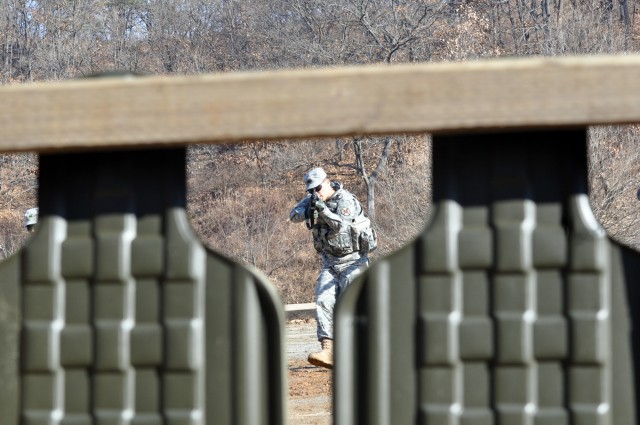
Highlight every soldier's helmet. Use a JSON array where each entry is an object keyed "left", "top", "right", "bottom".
[
  {"left": 24, "top": 207, "right": 39, "bottom": 230},
  {"left": 304, "top": 167, "right": 327, "bottom": 191}
]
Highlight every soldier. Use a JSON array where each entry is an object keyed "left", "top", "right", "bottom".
[
  {"left": 290, "top": 167, "right": 374, "bottom": 369},
  {"left": 24, "top": 207, "right": 38, "bottom": 232}
]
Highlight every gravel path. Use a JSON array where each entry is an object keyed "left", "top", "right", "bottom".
[{"left": 287, "top": 318, "right": 319, "bottom": 360}]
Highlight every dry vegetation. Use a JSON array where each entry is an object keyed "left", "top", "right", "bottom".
[
  {"left": 0, "top": 153, "right": 37, "bottom": 260},
  {"left": 186, "top": 137, "right": 431, "bottom": 303},
  {"left": 0, "top": 1, "right": 639, "bottom": 303}
]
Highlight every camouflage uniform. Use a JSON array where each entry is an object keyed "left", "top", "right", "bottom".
[{"left": 290, "top": 182, "right": 369, "bottom": 340}]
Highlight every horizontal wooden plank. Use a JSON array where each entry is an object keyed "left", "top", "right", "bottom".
[{"left": 2, "top": 54, "right": 640, "bottom": 152}]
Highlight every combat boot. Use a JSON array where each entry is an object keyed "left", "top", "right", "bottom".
[{"left": 308, "top": 338, "right": 333, "bottom": 369}]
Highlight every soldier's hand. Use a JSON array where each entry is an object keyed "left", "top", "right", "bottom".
[
  {"left": 305, "top": 205, "right": 319, "bottom": 219},
  {"left": 314, "top": 198, "right": 326, "bottom": 211}
]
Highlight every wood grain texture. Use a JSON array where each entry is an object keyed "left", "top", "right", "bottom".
[{"left": 2, "top": 54, "right": 640, "bottom": 152}]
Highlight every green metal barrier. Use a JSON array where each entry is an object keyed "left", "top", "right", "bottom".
[
  {"left": 335, "top": 130, "right": 640, "bottom": 424},
  {"left": 0, "top": 148, "right": 286, "bottom": 425}
]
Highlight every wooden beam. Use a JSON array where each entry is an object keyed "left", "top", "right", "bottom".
[{"left": 2, "top": 55, "right": 640, "bottom": 152}]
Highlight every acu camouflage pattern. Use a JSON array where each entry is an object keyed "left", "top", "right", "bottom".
[
  {"left": 290, "top": 182, "right": 365, "bottom": 260},
  {"left": 290, "top": 182, "right": 369, "bottom": 340},
  {"left": 315, "top": 256, "right": 368, "bottom": 340}
]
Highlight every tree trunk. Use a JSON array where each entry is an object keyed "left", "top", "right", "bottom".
[
  {"left": 620, "top": 0, "right": 630, "bottom": 47},
  {"left": 366, "top": 180, "right": 376, "bottom": 222},
  {"left": 352, "top": 137, "right": 394, "bottom": 223}
]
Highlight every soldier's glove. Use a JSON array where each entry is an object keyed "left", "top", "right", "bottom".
[
  {"left": 314, "top": 198, "right": 326, "bottom": 212},
  {"left": 305, "top": 205, "right": 319, "bottom": 220}
]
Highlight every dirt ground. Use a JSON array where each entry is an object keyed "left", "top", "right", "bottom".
[{"left": 287, "top": 319, "right": 333, "bottom": 424}]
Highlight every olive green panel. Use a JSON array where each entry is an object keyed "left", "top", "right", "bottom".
[
  {"left": 0, "top": 254, "right": 20, "bottom": 424},
  {"left": 0, "top": 149, "right": 286, "bottom": 425},
  {"left": 335, "top": 130, "right": 639, "bottom": 425}
]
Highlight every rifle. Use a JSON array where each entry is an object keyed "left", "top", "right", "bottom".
[{"left": 305, "top": 192, "right": 319, "bottom": 230}]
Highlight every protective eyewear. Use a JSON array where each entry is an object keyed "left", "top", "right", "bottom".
[{"left": 308, "top": 184, "right": 323, "bottom": 193}]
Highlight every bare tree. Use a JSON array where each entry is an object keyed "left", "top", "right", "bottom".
[
  {"left": 0, "top": 0, "right": 35, "bottom": 82},
  {"left": 352, "top": 137, "right": 393, "bottom": 222},
  {"left": 346, "top": 0, "right": 445, "bottom": 63}
]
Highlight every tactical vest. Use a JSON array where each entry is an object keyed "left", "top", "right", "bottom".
[{"left": 312, "top": 188, "right": 377, "bottom": 257}]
